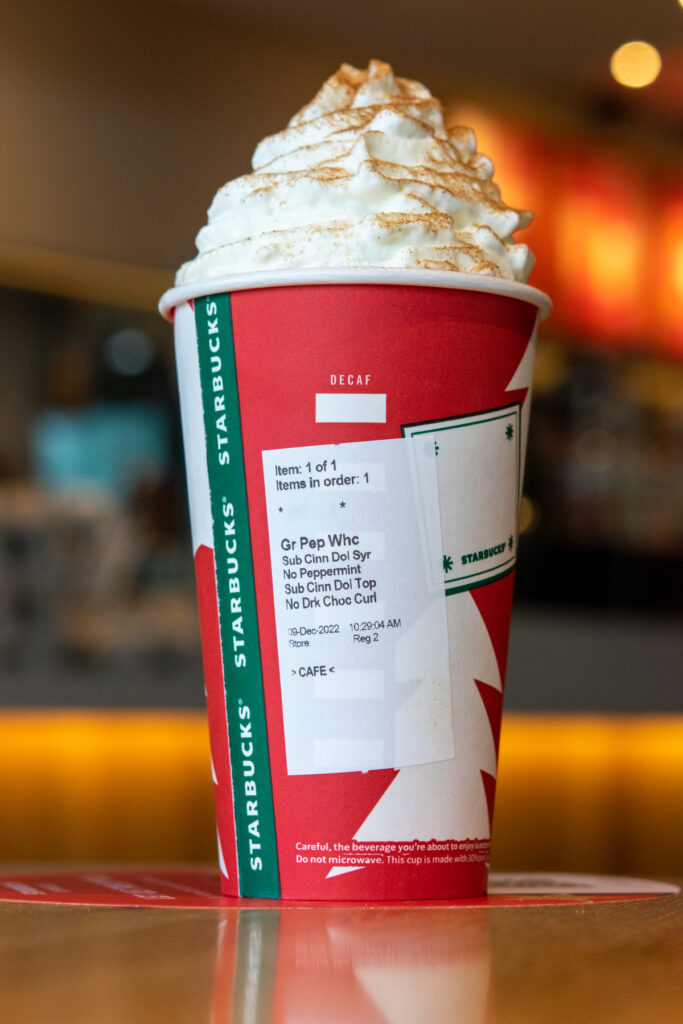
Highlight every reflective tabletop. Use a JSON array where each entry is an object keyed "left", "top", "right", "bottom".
[{"left": 0, "top": 869, "right": 680, "bottom": 1023}]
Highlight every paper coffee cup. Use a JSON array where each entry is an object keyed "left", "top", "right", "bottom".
[{"left": 160, "top": 269, "right": 551, "bottom": 900}]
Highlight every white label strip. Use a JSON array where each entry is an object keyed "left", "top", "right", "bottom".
[
  {"left": 314, "top": 738, "right": 386, "bottom": 771},
  {"left": 314, "top": 669, "right": 385, "bottom": 700},
  {"left": 262, "top": 437, "right": 452, "bottom": 776},
  {"left": 315, "top": 393, "right": 387, "bottom": 423}
]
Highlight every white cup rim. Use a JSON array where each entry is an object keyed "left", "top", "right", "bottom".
[{"left": 159, "top": 268, "right": 551, "bottom": 321}]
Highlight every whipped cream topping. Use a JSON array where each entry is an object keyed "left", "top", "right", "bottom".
[{"left": 176, "top": 60, "right": 534, "bottom": 285}]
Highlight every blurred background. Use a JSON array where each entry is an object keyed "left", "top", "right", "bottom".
[{"left": 1, "top": 0, "right": 681, "bottom": 874}]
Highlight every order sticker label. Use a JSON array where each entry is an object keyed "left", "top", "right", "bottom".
[{"left": 262, "top": 438, "right": 452, "bottom": 776}]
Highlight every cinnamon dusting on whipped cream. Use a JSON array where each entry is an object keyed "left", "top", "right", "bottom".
[{"left": 176, "top": 60, "right": 534, "bottom": 284}]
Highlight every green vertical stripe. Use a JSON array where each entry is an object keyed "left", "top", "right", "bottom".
[{"left": 195, "top": 293, "right": 280, "bottom": 898}]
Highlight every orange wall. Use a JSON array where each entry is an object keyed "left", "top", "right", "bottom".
[{"left": 1, "top": 711, "right": 681, "bottom": 877}]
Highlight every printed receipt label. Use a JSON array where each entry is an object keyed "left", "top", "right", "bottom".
[{"left": 262, "top": 438, "right": 453, "bottom": 776}]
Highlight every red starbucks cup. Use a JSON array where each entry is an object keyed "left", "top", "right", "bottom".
[{"left": 160, "top": 268, "right": 551, "bottom": 900}]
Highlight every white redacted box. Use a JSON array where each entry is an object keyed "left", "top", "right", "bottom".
[{"left": 160, "top": 269, "right": 551, "bottom": 900}]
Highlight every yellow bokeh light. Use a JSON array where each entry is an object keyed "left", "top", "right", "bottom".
[{"left": 610, "top": 41, "right": 662, "bottom": 88}]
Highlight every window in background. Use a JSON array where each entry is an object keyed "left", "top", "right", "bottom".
[{"left": 0, "top": 286, "right": 201, "bottom": 707}]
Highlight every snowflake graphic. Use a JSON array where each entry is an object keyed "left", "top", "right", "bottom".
[
  {"left": 443, "top": 554, "right": 453, "bottom": 573},
  {"left": 505, "top": 423, "right": 514, "bottom": 441}
]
